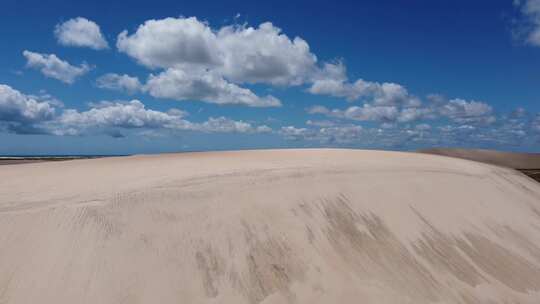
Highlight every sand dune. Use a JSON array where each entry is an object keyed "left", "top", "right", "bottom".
[
  {"left": 419, "top": 148, "right": 540, "bottom": 169},
  {"left": 1, "top": 149, "right": 540, "bottom": 303}
]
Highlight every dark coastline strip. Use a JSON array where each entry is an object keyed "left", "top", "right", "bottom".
[
  {"left": 0, "top": 156, "right": 105, "bottom": 166},
  {"left": 518, "top": 169, "right": 540, "bottom": 183},
  {"left": 0, "top": 159, "right": 53, "bottom": 165}
]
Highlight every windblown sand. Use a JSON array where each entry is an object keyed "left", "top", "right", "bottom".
[{"left": 1, "top": 149, "right": 540, "bottom": 303}]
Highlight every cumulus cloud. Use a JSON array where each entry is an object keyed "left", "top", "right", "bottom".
[
  {"left": 307, "top": 104, "right": 430, "bottom": 123},
  {"left": 279, "top": 126, "right": 317, "bottom": 141},
  {"left": 96, "top": 73, "right": 142, "bottom": 94},
  {"left": 114, "top": 17, "right": 290, "bottom": 107},
  {"left": 306, "top": 119, "right": 336, "bottom": 127},
  {"left": 0, "top": 84, "right": 56, "bottom": 123},
  {"left": 317, "top": 125, "right": 363, "bottom": 143},
  {"left": 55, "top": 17, "right": 109, "bottom": 50},
  {"left": 398, "top": 107, "right": 434, "bottom": 123},
  {"left": 7, "top": 15, "right": 538, "bottom": 149},
  {"left": 281, "top": 105, "right": 538, "bottom": 148},
  {"left": 48, "top": 100, "right": 271, "bottom": 136},
  {"left": 335, "top": 105, "right": 400, "bottom": 122},
  {"left": 311, "top": 76, "right": 421, "bottom": 105},
  {"left": 280, "top": 124, "right": 363, "bottom": 144},
  {"left": 52, "top": 100, "right": 182, "bottom": 135},
  {"left": 23, "top": 50, "right": 91, "bottom": 84},
  {"left": 308, "top": 62, "right": 421, "bottom": 107},
  {"left": 308, "top": 62, "right": 362, "bottom": 100},
  {"left": 0, "top": 84, "right": 56, "bottom": 133},
  {"left": 0, "top": 84, "right": 272, "bottom": 137},
  {"left": 438, "top": 98, "right": 495, "bottom": 124},
  {"left": 306, "top": 105, "right": 331, "bottom": 115},
  {"left": 114, "top": 16, "right": 443, "bottom": 109},
  {"left": 215, "top": 22, "right": 316, "bottom": 85},
  {"left": 278, "top": 122, "right": 459, "bottom": 148},
  {"left": 117, "top": 17, "right": 220, "bottom": 69},
  {"left": 514, "top": 0, "right": 540, "bottom": 46},
  {"left": 196, "top": 117, "right": 272, "bottom": 133},
  {"left": 95, "top": 69, "right": 281, "bottom": 107},
  {"left": 117, "top": 17, "right": 316, "bottom": 86},
  {"left": 144, "top": 68, "right": 281, "bottom": 107},
  {"left": 300, "top": 93, "right": 504, "bottom": 147},
  {"left": 307, "top": 95, "right": 494, "bottom": 126}
]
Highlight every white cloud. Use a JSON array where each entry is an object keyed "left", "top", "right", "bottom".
[
  {"left": 114, "top": 16, "right": 442, "bottom": 110},
  {"left": 426, "top": 95, "right": 495, "bottom": 125},
  {"left": 308, "top": 62, "right": 364, "bottom": 101},
  {"left": 49, "top": 100, "right": 272, "bottom": 136},
  {"left": 307, "top": 95, "right": 494, "bottom": 126},
  {"left": 196, "top": 117, "right": 272, "bottom": 133},
  {"left": 23, "top": 50, "right": 91, "bottom": 84},
  {"left": 117, "top": 17, "right": 317, "bottom": 86},
  {"left": 216, "top": 22, "right": 316, "bottom": 85},
  {"left": 435, "top": 121, "right": 531, "bottom": 147},
  {"left": 255, "top": 125, "right": 273, "bottom": 133},
  {"left": 280, "top": 124, "right": 364, "bottom": 144},
  {"left": 144, "top": 68, "right": 281, "bottom": 107},
  {"left": 26, "top": 90, "right": 64, "bottom": 108},
  {"left": 55, "top": 17, "right": 109, "bottom": 50},
  {"left": 117, "top": 17, "right": 220, "bottom": 69},
  {"left": 278, "top": 123, "right": 436, "bottom": 147},
  {"left": 0, "top": 84, "right": 56, "bottom": 123},
  {"left": 0, "top": 84, "right": 57, "bottom": 134},
  {"left": 95, "top": 69, "right": 282, "bottom": 108},
  {"left": 317, "top": 125, "right": 363, "bottom": 143},
  {"left": 107, "top": 18, "right": 289, "bottom": 106},
  {"left": 54, "top": 100, "right": 181, "bottom": 134},
  {"left": 0, "top": 84, "right": 273, "bottom": 137},
  {"left": 339, "top": 105, "right": 400, "bottom": 122},
  {"left": 96, "top": 73, "right": 142, "bottom": 94},
  {"left": 439, "top": 98, "right": 495, "bottom": 124},
  {"left": 309, "top": 76, "right": 421, "bottom": 105},
  {"left": 108, "top": 12, "right": 527, "bottom": 134},
  {"left": 280, "top": 107, "right": 537, "bottom": 148},
  {"left": 515, "top": 0, "right": 540, "bottom": 46},
  {"left": 306, "top": 105, "right": 331, "bottom": 115},
  {"left": 398, "top": 107, "right": 433, "bottom": 123},
  {"left": 306, "top": 119, "right": 336, "bottom": 127},
  {"left": 278, "top": 124, "right": 365, "bottom": 144},
  {"left": 307, "top": 104, "right": 430, "bottom": 123},
  {"left": 279, "top": 126, "right": 316, "bottom": 141},
  {"left": 308, "top": 62, "right": 421, "bottom": 107}
]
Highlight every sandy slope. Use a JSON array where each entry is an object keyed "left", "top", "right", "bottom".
[
  {"left": 1, "top": 149, "right": 540, "bottom": 304},
  {"left": 419, "top": 148, "right": 540, "bottom": 169}
]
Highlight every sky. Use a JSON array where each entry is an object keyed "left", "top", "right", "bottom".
[{"left": 1, "top": 0, "right": 540, "bottom": 155}]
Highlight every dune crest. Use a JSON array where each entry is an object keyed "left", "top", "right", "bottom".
[{"left": 1, "top": 149, "right": 540, "bottom": 303}]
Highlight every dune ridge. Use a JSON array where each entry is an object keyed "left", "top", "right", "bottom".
[{"left": 1, "top": 149, "right": 540, "bottom": 303}]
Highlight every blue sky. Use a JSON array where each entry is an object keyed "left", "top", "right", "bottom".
[{"left": 1, "top": 0, "right": 540, "bottom": 154}]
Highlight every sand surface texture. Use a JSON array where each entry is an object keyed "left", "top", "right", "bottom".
[{"left": 1, "top": 149, "right": 540, "bottom": 303}]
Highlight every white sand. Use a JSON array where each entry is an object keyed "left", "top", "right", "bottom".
[{"left": 1, "top": 149, "right": 540, "bottom": 303}]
